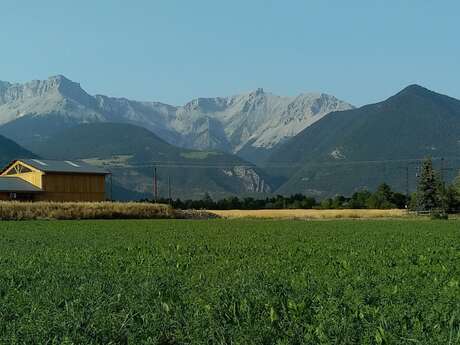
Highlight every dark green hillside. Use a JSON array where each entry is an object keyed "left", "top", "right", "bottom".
[
  {"left": 32, "top": 122, "right": 182, "bottom": 160},
  {"left": 268, "top": 85, "right": 460, "bottom": 197},
  {"left": 0, "top": 134, "right": 36, "bottom": 167},
  {"left": 0, "top": 113, "right": 89, "bottom": 148},
  {"left": 32, "top": 123, "right": 272, "bottom": 200}
]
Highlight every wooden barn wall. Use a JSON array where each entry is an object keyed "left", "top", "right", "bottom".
[
  {"left": 38, "top": 173, "right": 106, "bottom": 202},
  {"left": 0, "top": 193, "right": 9, "bottom": 201}
]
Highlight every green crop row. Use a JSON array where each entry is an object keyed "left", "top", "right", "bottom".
[{"left": 0, "top": 220, "right": 459, "bottom": 344}]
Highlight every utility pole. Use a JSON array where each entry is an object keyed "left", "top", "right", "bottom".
[
  {"left": 440, "top": 157, "right": 445, "bottom": 187},
  {"left": 397, "top": 161, "right": 420, "bottom": 201},
  {"left": 397, "top": 165, "right": 410, "bottom": 199},
  {"left": 168, "top": 175, "right": 172, "bottom": 205},
  {"left": 153, "top": 166, "right": 158, "bottom": 203},
  {"left": 382, "top": 163, "right": 387, "bottom": 183},
  {"left": 405, "top": 165, "right": 409, "bottom": 199},
  {"left": 441, "top": 157, "right": 451, "bottom": 189},
  {"left": 110, "top": 173, "right": 113, "bottom": 202},
  {"left": 439, "top": 157, "right": 454, "bottom": 188}
]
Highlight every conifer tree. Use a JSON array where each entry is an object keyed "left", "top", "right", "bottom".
[
  {"left": 415, "top": 157, "right": 442, "bottom": 211},
  {"left": 454, "top": 171, "right": 460, "bottom": 193}
]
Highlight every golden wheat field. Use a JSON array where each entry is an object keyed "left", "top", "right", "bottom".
[
  {"left": 208, "top": 208, "right": 408, "bottom": 219},
  {"left": 0, "top": 201, "right": 410, "bottom": 220},
  {"left": 0, "top": 201, "right": 174, "bottom": 220},
  {"left": 0, "top": 201, "right": 218, "bottom": 220}
]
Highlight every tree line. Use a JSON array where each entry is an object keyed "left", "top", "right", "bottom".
[
  {"left": 155, "top": 158, "right": 460, "bottom": 213},
  {"left": 168, "top": 183, "right": 409, "bottom": 211}
]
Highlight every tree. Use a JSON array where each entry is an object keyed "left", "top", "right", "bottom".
[
  {"left": 454, "top": 171, "right": 460, "bottom": 194},
  {"left": 365, "top": 183, "right": 397, "bottom": 209},
  {"left": 331, "top": 195, "right": 346, "bottom": 209},
  {"left": 444, "top": 185, "right": 460, "bottom": 213},
  {"left": 349, "top": 190, "right": 372, "bottom": 209},
  {"left": 415, "top": 158, "right": 443, "bottom": 211},
  {"left": 391, "top": 192, "right": 408, "bottom": 209},
  {"left": 320, "top": 198, "right": 333, "bottom": 209},
  {"left": 443, "top": 171, "right": 460, "bottom": 213},
  {"left": 202, "top": 192, "right": 214, "bottom": 209}
]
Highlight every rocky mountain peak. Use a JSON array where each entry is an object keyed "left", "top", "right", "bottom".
[
  {"left": 0, "top": 75, "right": 82, "bottom": 102},
  {"left": 48, "top": 74, "right": 72, "bottom": 85},
  {"left": 252, "top": 88, "right": 264, "bottom": 96},
  {"left": 0, "top": 80, "right": 11, "bottom": 89},
  {"left": 0, "top": 81, "right": 12, "bottom": 104},
  {"left": 245, "top": 88, "right": 266, "bottom": 101},
  {"left": 392, "top": 84, "right": 431, "bottom": 99},
  {"left": 0, "top": 76, "right": 354, "bottom": 164},
  {"left": 387, "top": 84, "right": 460, "bottom": 108},
  {"left": 182, "top": 97, "right": 228, "bottom": 113},
  {"left": 401, "top": 84, "right": 427, "bottom": 92},
  {"left": 0, "top": 76, "right": 102, "bottom": 126},
  {"left": 46, "top": 75, "right": 95, "bottom": 106}
]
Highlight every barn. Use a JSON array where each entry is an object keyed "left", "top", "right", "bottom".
[{"left": 0, "top": 159, "right": 110, "bottom": 202}]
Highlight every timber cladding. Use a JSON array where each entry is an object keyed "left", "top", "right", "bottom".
[
  {"left": 38, "top": 173, "right": 106, "bottom": 202},
  {"left": 0, "top": 159, "right": 109, "bottom": 202}
]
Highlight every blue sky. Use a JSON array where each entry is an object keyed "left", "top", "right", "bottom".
[{"left": 1, "top": 1, "right": 459, "bottom": 106}]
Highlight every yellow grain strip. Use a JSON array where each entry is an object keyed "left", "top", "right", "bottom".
[{"left": 208, "top": 209, "right": 407, "bottom": 220}]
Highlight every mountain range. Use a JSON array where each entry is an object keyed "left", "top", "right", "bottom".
[
  {"left": 267, "top": 84, "right": 460, "bottom": 196},
  {"left": 0, "top": 76, "right": 352, "bottom": 164},
  {"left": 1, "top": 76, "right": 459, "bottom": 200}
]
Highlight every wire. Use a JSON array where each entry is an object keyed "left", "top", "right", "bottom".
[{"left": 93, "top": 156, "right": 460, "bottom": 171}]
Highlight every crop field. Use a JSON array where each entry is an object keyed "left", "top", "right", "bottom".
[
  {"left": 209, "top": 209, "right": 407, "bottom": 220},
  {"left": 0, "top": 201, "right": 215, "bottom": 221},
  {"left": 0, "top": 220, "right": 459, "bottom": 344}
]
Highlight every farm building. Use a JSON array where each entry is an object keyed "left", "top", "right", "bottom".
[{"left": 0, "top": 159, "right": 110, "bottom": 202}]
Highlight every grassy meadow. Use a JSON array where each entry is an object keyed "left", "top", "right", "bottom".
[{"left": 0, "top": 219, "right": 459, "bottom": 344}]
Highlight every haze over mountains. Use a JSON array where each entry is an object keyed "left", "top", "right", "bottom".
[
  {"left": 0, "top": 75, "right": 353, "bottom": 163},
  {"left": 1, "top": 75, "right": 459, "bottom": 200}
]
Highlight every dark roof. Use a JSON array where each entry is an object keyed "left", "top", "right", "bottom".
[
  {"left": 18, "top": 159, "right": 110, "bottom": 175},
  {"left": 0, "top": 177, "right": 42, "bottom": 193}
]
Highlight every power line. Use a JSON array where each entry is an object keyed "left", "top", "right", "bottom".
[
  {"left": 440, "top": 157, "right": 455, "bottom": 187},
  {"left": 96, "top": 156, "right": 460, "bottom": 170},
  {"left": 397, "top": 161, "right": 422, "bottom": 198}
]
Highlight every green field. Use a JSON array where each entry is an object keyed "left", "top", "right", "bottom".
[{"left": 0, "top": 220, "right": 459, "bottom": 344}]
